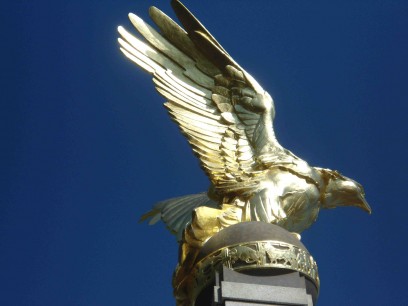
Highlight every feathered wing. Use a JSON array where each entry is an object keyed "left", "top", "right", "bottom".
[
  {"left": 118, "top": 0, "right": 286, "bottom": 231},
  {"left": 140, "top": 192, "right": 218, "bottom": 241}
]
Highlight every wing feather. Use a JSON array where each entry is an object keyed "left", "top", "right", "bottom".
[
  {"left": 157, "top": 87, "right": 217, "bottom": 115},
  {"left": 118, "top": 1, "right": 286, "bottom": 195},
  {"left": 119, "top": 47, "right": 155, "bottom": 74},
  {"left": 149, "top": 6, "right": 220, "bottom": 77},
  {"left": 141, "top": 192, "right": 218, "bottom": 240},
  {"left": 128, "top": 13, "right": 214, "bottom": 89},
  {"left": 168, "top": 105, "right": 225, "bottom": 129}
]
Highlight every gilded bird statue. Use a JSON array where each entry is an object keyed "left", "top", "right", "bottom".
[{"left": 118, "top": 0, "right": 371, "bottom": 246}]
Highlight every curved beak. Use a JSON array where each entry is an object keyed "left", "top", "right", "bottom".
[{"left": 358, "top": 196, "right": 372, "bottom": 214}]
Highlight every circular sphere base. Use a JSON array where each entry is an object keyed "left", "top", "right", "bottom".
[{"left": 193, "top": 222, "right": 319, "bottom": 305}]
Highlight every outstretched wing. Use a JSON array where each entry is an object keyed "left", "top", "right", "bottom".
[{"left": 118, "top": 0, "right": 285, "bottom": 195}]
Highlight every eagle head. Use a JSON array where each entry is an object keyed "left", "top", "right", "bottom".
[{"left": 320, "top": 170, "right": 371, "bottom": 214}]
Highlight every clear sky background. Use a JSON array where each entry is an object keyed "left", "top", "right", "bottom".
[{"left": 2, "top": 0, "right": 408, "bottom": 305}]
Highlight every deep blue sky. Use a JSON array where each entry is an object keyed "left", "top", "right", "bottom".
[{"left": 2, "top": 0, "right": 408, "bottom": 305}]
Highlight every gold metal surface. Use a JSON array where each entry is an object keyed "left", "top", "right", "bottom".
[
  {"left": 119, "top": 0, "right": 370, "bottom": 237},
  {"left": 118, "top": 1, "right": 371, "bottom": 304}
]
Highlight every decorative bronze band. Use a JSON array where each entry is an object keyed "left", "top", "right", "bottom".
[{"left": 188, "top": 240, "right": 319, "bottom": 302}]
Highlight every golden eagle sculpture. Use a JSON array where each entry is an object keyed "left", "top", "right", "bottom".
[{"left": 118, "top": 0, "right": 371, "bottom": 248}]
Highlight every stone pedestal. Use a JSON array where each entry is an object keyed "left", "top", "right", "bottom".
[
  {"left": 210, "top": 267, "right": 315, "bottom": 305},
  {"left": 191, "top": 222, "right": 319, "bottom": 306}
]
